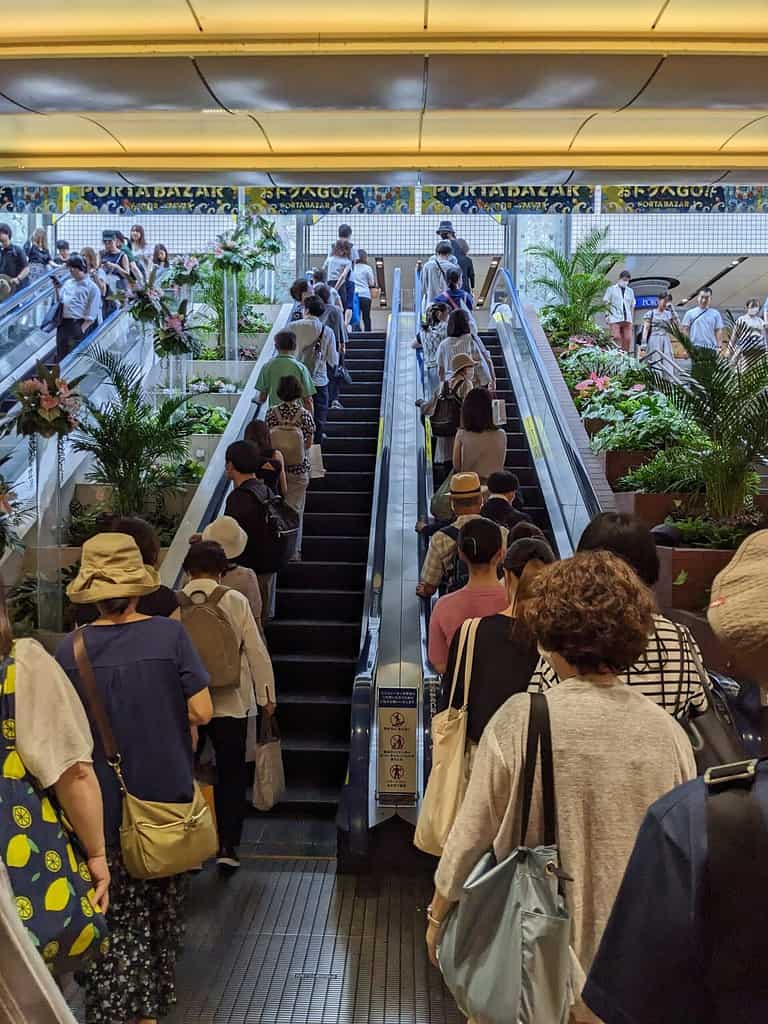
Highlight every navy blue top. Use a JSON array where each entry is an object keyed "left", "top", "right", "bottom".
[
  {"left": 584, "top": 764, "right": 768, "bottom": 1023},
  {"left": 56, "top": 618, "right": 209, "bottom": 844}
]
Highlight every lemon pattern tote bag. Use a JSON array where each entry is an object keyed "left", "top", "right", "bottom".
[{"left": 0, "top": 647, "right": 109, "bottom": 974}]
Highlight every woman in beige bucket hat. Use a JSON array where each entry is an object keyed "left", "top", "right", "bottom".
[{"left": 56, "top": 533, "right": 213, "bottom": 1024}]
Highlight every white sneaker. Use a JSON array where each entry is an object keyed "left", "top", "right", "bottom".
[
  {"left": 216, "top": 849, "right": 241, "bottom": 870},
  {"left": 331, "top": 400, "right": 343, "bottom": 410}
]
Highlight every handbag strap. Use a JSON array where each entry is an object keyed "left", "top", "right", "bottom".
[
  {"left": 445, "top": 618, "right": 473, "bottom": 710},
  {"left": 520, "top": 693, "right": 557, "bottom": 848},
  {"left": 672, "top": 622, "right": 714, "bottom": 712},
  {"left": 72, "top": 628, "right": 122, "bottom": 769}
]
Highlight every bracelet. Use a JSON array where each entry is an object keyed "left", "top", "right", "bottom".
[{"left": 426, "top": 906, "right": 444, "bottom": 929}]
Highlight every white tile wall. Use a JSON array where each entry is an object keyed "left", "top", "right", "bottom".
[
  {"left": 310, "top": 213, "right": 504, "bottom": 257},
  {"left": 61, "top": 214, "right": 237, "bottom": 255},
  {"left": 572, "top": 214, "right": 768, "bottom": 255}
]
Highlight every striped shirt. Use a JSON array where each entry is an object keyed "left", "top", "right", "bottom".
[{"left": 530, "top": 614, "right": 707, "bottom": 716}]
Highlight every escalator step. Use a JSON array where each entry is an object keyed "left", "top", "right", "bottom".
[
  {"left": 333, "top": 394, "right": 381, "bottom": 408},
  {"left": 302, "top": 536, "right": 370, "bottom": 562},
  {"left": 267, "top": 619, "right": 361, "bottom": 658},
  {"left": 324, "top": 419, "right": 378, "bottom": 437},
  {"left": 322, "top": 453, "right": 377, "bottom": 472},
  {"left": 309, "top": 471, "right": 374, "bottom": 491},
  {"left": 276, "top": 587, "right": 364, "bottom": 621},
  {"left": 308, "top": 490, "right": 374, "bottom": 513},
  {"left": 303, "top": 512, "right": 372, "bottom": 536},
  {"left": 341, "top": 381, "right": 385, "bottom": 395},
  {"left": 271, "top": 653, "right": 358, "bottom": 695},
  {"left": 278, "top": 560, "right": 366, "bottom": 591},
  {"left": 321, "top": 436, "right": 377, "bottom": 454},
  {"left": 278, "top": 702, "right": 351, "bottom": 745}
]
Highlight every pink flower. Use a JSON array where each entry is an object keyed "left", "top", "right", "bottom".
[
  {"left": 55, "top": 380, "right": 70, "bottom": 396},
  {"left": 164, "top": 315, "right": 184, "bottom": 335},
  {"left": 575, "top": 372, "right": 610, "bottom": 392},
  {"left": 40, "top": 395, "right": 59, "bottom": 411},
  {"left": 630, "top": 383, "right": 646, "bottom": 392},
  {"left": 184, "top": 257, "right": 198, "bottom": 270}
]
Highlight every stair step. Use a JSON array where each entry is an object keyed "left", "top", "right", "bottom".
[
  {"left": 278, "top": 560, "right": 366, "bottom": 590},
  {"left": 342, "top": 370, "right": 383, "bottom": 383},
  {"left": 309, "top": 471, "right": 374, "bottom": 491},
  {"left": 282, "top": 750, "right": 350, "bottom": 792},
  {"left": 303, "top": 512, "right": 371, "bottom": 537},
  {"left": 322, "top": 452, "right": 377, "bottom": 472},
  {"left": 277, "top": 783, "right": 343, "bottom": 806},
  {"left": 271, "top": 653, "right": 358, "bottom": 695},
  {"left": 325, "top": 419, "right": 378, "bottom": 437},
  {"left": 344, "top": 358, "right": 385, "bottom": 370},
  {"left": 339, "top": 381, "right": 384, "bottom": 396},
  {"left": 331, "top": 394, "right": 380, "bottom": 409},
  {"left": 307, "top": 490, "right": 373, "bottom": 513},
  {"left": 276, "top": 587, "right": 364, "bottom": 621},
  {"left": 322, "top": 436, "right": 377, "bottom": 454},
  {"left": 301, "top": 535, "right": 369, "bottom": 562},
  {"left": 278, "top": 702, "right": 351, "bottom": 744},
  {"left": 267, "top": 619, "right": 361, "bottom": 657}
]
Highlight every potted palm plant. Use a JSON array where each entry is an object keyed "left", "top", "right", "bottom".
[
  {"left": 73, "top": 347, "right": 200, "bottom": 517},
  {"left": 526, "top": 227, "right": 623, "bottom": 349},
  {"left": 651, "top": 322, "right": 768, "bottom": 610},
  {"left": 613, "top": 447, "right": 706, "bottom": 526}
]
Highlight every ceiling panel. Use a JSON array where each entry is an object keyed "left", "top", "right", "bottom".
[
  {"left": 255, "top": 112, "right": 420, "bottom": 154},
  {"left": 633, "top": 57, "right": 768, "bottom": 110},
  {"left": 268, "top": 171, "right": 417, "bottom": 186},
  {"left": 0, "top": 58, "right": 214, "bottom": 114},
  {"left": 125, "top": 171, "right": 273, "bottom": 185},
  {"left": 426, "top": 0, "right": 662, "bottom": 33},
  {"left": 419, "top": 170, "right": 574, "bottom": 184},
  {"left": 571, "top": 170, "right": 729, "bottom": 184},
  {"left": 0, "top": 114, "right": 124, "bottom": 156},
  {"left": 427, "top": 55, "right": 659, "bottom": 110},
  {"left": 90, "top": 112, "right": 271, "bottom": 155},
  {"left": 190, "top": 0, "right": 424, "bottom": 34},
  {"left": 656, "top": 0, "right": 768, "bottom": 32},
  {"left": 421, "top": 111, "right": 587, "bottom": 152},
  {"left": 571, "top": 111, "right": 758, "bottom": 152},
  {"left": 197, "top": 56, "right": 424, "bottom": 111},
  {"left": 720, "top": 116, "right": 768, "bottom": 151},
  {"left": 0, "top": 1, "right": 195, "bottom": 40}
]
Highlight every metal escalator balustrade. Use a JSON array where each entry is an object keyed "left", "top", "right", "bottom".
[{"left": 0, "top": 269, "right": 66, "bottom": 397}]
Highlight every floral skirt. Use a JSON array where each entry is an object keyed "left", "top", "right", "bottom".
[{"left": 82, "top": 851, "right": 189, "bottom": 1024}]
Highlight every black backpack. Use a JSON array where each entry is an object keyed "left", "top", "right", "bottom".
[
  {"left": 238, "top": 478, "right": 300, "bottom": 573},
  {"left": 439, "top": 525, "right": 469, "bottom": 593},
  {"left": 430, "top": 381, "right": 463, "bottom": 438}
]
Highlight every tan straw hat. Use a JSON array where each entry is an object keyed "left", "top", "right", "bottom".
[
  {"left": 0, "top": 275, "right": 12, "bottom": 303},
  {"left": 67, "top": 533, "right": 160, "bottom": 604},
  {"left": 450, "top": 472, "right": 482, "bottom": 498},
  {"left": 202, "top": 516, "right": 247, "bottom": 560},
  {"left": 451, "top": 352, "right": 477, "bottom": 374},
  {"left": 707, "top": 529, "right": 768, "bottom": 684}
]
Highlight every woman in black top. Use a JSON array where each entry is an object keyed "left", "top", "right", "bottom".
[
  {"left": 244, "top": 419, "right": 287, "bottom": 496},
  {"left": 439, "top": 537, "right": 556, "bottom": 743},
  {"left": 74, "top": 515, "right": 178, "bottom": 626}
]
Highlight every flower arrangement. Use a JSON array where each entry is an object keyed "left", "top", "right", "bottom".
[
  {"left": 129, "top": 266, "right": 169, "bottom": 325},
  {"left": 9, "top": 364, "right": 83, "bottom": 439},
  {"left": 164, "top": 255, "right": 202, "bottom": 289},
  {"left": 153, "top": 299, "right": 201, "bottom": 359},
  {"left": 201, "top": 221, "right": 279, "bottom": 275}
]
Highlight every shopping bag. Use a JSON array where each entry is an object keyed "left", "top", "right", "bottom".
[
  {"left": 308, "top": 443, "right": 326, "bottom": 479},
  {"left": 245, "top": 706, "right": 259, "bottom": 763},
  {"left": 252, "top": 713, "right": 286, "bottom": 812},
  {"left": 430, "top": 472, "right": 453, "bottom": 521},
  {"left": 492, "top": 398, "right": 507, "bottom": 427}
]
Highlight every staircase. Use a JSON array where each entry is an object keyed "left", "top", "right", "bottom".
[
  {"left": 479, "top": 330, "right": 552, "bottom": 535},
  {"left": 266, "top": 331, "right": 385, "bottom": 813}
]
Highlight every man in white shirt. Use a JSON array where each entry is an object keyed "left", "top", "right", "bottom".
[
  {"left": 423, "top": 241, "right": 459, "bottom": 306},
  {"left": 682, "top": 288, "right": 724, "bottom": 351},
  {"left": 53, "top": 255, "right": 101, "bottom": 362},
  {"left": 291, "top": 295, "right": 338, "bottom": 442},
  {"left": 603, "top": 270, "right": 636, "bottom": 352}
]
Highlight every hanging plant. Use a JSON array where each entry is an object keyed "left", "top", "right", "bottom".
[
  {"left": 129, "top": 266, "right": 170, "bottom": 325},
  {"left": 153, "top": 299, "right": 202, "bottom": 359}
]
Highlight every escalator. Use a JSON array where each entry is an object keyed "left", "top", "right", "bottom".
[
  {"left": 0, "top": 270, "right": 62, "bottom": 396},
  {"left": 267, "top": 330, "right": 385, "bottom": 813}
]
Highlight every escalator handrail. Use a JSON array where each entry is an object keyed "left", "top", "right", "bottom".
[
  {"left": 345, "top": 268, "right": 401, "bottom": 852},
  {"left": 498, "top": 268, "right": 602, "bottom": 522},
  {"left": 0, "top": 270, "right": 60, "bottom": 330}
]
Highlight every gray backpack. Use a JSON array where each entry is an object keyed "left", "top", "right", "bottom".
[
  {"left": 177, "top": 586, "right": 240, "bottom": 689},
  {"left": 270, "top": 407, "right": 306, "bottom": 469}
]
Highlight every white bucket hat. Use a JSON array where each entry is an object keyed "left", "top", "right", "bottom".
[{"left": 201, "top": 516, "right": 248, "bottom": 561}]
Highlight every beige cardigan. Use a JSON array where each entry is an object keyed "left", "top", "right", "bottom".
[{"left": 435, "top": 678, "right": 696, "bottom": 998}]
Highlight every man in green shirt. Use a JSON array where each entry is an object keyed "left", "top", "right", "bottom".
[{"left": 255, "top": 330, "right": 317, "bottom": 410}]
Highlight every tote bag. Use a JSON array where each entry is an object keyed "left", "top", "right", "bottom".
[
  {"left": 252, "top": 710, "right": 286, "bottom": 812},
  {"left": 414, "top": 618, "right": 479, "bottom": 856},
  {"left": 438, "top": 694, "right": 573, "bottom": 1024}
]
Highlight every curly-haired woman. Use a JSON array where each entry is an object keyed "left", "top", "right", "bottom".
[{"left": 427, "top": 551, "right": 696, "bottom": 1022}]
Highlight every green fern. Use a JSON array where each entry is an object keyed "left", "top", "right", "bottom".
[{"left": 74, "top": 347, "right": 199, "bottom": 516}]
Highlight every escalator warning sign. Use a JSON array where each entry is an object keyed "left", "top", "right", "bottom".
[{"left": 377, "top": 688, "right": 417, "bottom": 805}]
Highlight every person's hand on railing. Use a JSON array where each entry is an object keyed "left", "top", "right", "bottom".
[{"left": 416, "top": 581, "right": 436, "bottom": 599}]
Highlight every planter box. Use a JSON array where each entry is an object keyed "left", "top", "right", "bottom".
[
  {"left": 184, "top": 392, "right": 240, "bottom": 412},
  {"left": 187, "top": 434, "right": 223, "bottom": 468},
  {"left": 238, "top": 332, "right": 269, "bottom": 357},
  {"left": 614, "top": 491, "right": 693, "bottom": 528},
  {"left": 188, "top": 360, "right": 255, "bottom": 385},
  {"left": 602, "top": 450, "right": 653, "bottom": 489},
  {"left": 655, "top": 545, "right": 735, "bottom": 613}
]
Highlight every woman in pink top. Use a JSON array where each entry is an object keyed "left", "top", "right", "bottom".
[{"left": 428, "top": 519, "right": 507, "bottom": 673}]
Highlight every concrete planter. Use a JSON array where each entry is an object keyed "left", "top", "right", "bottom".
[
  {"left": 655, "top": 545, "right": 735, "bottom": 613},
  {"left": 188, "top": 360, "right": 254, "bottom": 385},
  {"left": 238, "top": 332, "right": 269, "bottom": 357},
  {"left": 602, "top": 450, "right": 654, "bottom": 489},
  {"left": 184, "top": 392, "right": 240, "bottom": 412},
  {"left": 613, "top": 491, "right": 693, "bottom": 528},
  {"left": 187, "top": 434, "right": 223, "bottom": 468}
]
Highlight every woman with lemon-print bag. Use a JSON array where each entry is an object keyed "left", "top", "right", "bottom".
[{"left": 0, "top": 582, "right": 110, "bottom": 975}]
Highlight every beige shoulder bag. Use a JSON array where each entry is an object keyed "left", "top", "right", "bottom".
[
  {"left": 414, "top": 617, "right": 480, "bottom": 856},
  {"left": 73, "top": 628, "right": 217, "bottom": 880}
]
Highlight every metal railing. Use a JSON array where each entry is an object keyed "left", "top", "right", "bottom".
[
  {"left": 0, "top": 267, "right": 60, "bottom": 321},
  {"left": 342, "top": 269, "right": 400, "bottom": 855}
]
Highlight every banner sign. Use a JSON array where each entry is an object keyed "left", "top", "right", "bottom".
[
  {"left": 602, "top": 185, "right": 768, "bottom": 214},
  {"left": 246, "top": 185, "right": 414, "bottom": 214},
  {"left": 0, "top": 186, "right": 62, "bottom": 213},
  {"left": 377, "top": 688, "right": 417, "bottom": 804},
  {"left": 67, "top": 186, "right": 238, "bottom": 215},
  {"left": 422, "top": 185, "right": 594, "bottom": 215}
]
